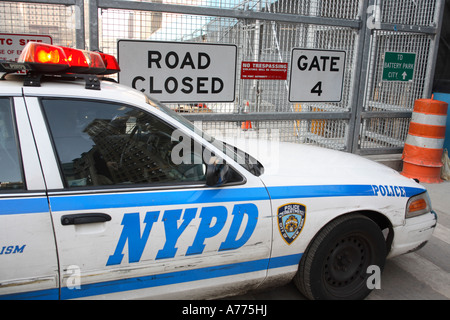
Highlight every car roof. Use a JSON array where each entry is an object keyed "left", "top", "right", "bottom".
[
  {"left": 0, "top": 74, "right": 24, "bottom": 96},
  {"left": 0, "top": 74, "right": 148, "bottom": 106}
]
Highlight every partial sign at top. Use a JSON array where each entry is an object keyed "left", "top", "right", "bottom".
[
  {"left": 289, "top": 48, "right": 346, "bottom": 102},
  {"left": 0, "top": 33, "right": 52, "bottom": 62},
  {"left": 118, "top": 40, "right": 237, "bottom": 103},
  {"left": 382, "top": 52, "right": 416, "bottom": 82}
]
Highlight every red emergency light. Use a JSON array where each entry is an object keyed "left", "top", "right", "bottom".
[
  {"left": 18, "top": 42, "right": 120, "bottom": 75},
  {"left": 98, "top": 52, "right": 121, "bottom": 75}
]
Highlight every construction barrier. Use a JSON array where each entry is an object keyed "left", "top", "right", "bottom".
[
  {"left": 401, "top": 98, "right": 448, "bottom": 183},
  {"left": 241, "top": 101, "right": 252, "bottom": 131},
  {"left": 241, "top": 120, "right": 252, "bottom": 130}
]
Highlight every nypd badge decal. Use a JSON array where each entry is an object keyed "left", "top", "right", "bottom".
[{"left": 278, "top": 203, "right": 306, "bottom": 245}]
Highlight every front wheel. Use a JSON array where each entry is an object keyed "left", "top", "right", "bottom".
[{"left": 294, "top": 214, "right": 387, "bottom": 300}]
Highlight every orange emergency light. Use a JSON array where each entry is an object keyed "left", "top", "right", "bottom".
[{"left": 18, "top": 42, "right": 120, "bottom": 75}]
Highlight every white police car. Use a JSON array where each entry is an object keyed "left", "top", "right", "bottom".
[{"left": 0, "top": 43, "right": 437, "bottom": 300}]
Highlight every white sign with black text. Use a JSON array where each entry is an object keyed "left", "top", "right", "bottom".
[
  {"left": 0, "top": 33, "right": 52, "bottom": 63},
  {"left": 118, "top": 40, "right": 237, "bottom": 103},
  {"left": 289, "top": 48, "right": 346, "bottom": 102}
]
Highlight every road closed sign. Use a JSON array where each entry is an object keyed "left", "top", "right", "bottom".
[
  {"left": 289, "top": 48, "right": 346, "bottom": 102},
  {"left": 118, "top": 40, "right": 237, "bottom": 103}
]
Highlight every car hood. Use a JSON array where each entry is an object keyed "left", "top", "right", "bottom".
[{"left": 224, "top": 138, "right": 424, "bottom": 190}]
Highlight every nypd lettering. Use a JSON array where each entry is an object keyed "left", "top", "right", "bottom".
[
  {"left": 372, "top": 185, "right": 407, "bottom": 197},
  {"left": 107, "top": 203, "right": 258, "bottom": 266},
  {"left": 278, "top": 203, "right": 306, "bottom": 245}
]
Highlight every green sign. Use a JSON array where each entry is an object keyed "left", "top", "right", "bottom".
[{"left": 382, "top": 52, "right": 416, "bottom": 82}]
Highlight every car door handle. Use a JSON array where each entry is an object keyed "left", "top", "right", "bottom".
[{"left": 61, "top": 213, "right": 111, "bottom": 226}]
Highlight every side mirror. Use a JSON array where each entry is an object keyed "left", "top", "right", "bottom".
[{"left": 205, "top": 157, "right": 230, "bottom": 187}]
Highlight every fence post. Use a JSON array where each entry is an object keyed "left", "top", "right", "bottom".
[
  {"left": 88, "top": 0, "right": 99, "bottom": 51},
  {"left": 74, "top": 0, "right": 85, "bottom": 49},
  {"left": 423, "top": 0, "right": 445, "bottom": 98},
  {"left": 349, "top": 0, "right": 372, "bottom": 153}
]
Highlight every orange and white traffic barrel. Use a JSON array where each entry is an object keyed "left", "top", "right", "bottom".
[
  {"left": 241, "top": 101, "right": 252, "bottom": 130},
  {"left": 241, "top": 120, "right": 252, "bottom": 130},
  {"left": 401, "top": 98, "right": 448, "bottom": 183}
]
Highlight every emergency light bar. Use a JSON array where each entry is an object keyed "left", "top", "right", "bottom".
[{"left": 18, "top": 42, "right": 120, "bottom": 75}]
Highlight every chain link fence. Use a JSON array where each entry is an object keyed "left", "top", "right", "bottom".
[
  {"left": 0, "top": 0, "right": 444, "bottom": 155},
  {"left": 0, "top": 1, "right": 76, "bottom": 47},
  {"left": 356, "top": 0, "right": 443, "bottom": 154}
]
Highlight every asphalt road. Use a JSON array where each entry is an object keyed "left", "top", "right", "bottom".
[{"left": 229, "top": 181, "right": 450, "bottom": 300}]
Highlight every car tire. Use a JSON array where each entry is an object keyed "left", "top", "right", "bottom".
[{"left": 294, "top": 213, "right": 387, "bottom": 300}]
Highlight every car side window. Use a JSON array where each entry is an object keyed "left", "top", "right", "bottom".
[
  {"left": 0, "top": 98, "right": 24, "bottom": 190},
  {"left": 41, "top": 98, "right": 206, "bottom": 188}
]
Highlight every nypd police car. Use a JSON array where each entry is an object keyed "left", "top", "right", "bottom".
[{"left": 0, "top": 43, "right": 437, "bottom": 300}]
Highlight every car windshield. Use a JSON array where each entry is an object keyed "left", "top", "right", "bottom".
[{"left": 144, "top": 94, "right": 264, "bottom": 176}]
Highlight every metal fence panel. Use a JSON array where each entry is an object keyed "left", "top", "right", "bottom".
[
  {"left": 381, "top": 0, "right": 437, "bottom": 26},
  {"left": 94, "top": 1, "right": 361, "bottom": 152},
  {"left": 355, "top": 0, "right": 443, "bottom": 154},
  {"left": 0, "top": 0, "right": 83, "bottom": 49},
  {"left": 0, "top": 0, "right": 444, "bottom": 155}
]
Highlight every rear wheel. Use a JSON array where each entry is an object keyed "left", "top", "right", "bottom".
[{"left": 294, "top": 214, "right": 387, "bottom": 300}]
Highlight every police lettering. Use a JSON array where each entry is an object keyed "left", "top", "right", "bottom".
[
  {"left": 106, "top": 203, "right": 258, "bottom": 266},
  {"left": 372, "top": 185, "right": 407, "bottom": 197},
  {"left": 282, "top": 204, "right": 302, "bottom": 214},
  {"left": 297, "top": 55, "right": 341, "bottom": 72}
]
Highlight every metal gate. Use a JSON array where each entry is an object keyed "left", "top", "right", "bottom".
[{"left": 0, "top": 0, "right": 445, "bottom": 155}]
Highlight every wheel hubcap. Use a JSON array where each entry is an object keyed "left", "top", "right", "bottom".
[{"left": 324, "top": 236, "right": 368, "bottom": 288}]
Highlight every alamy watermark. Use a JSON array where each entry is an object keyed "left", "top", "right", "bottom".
[
  {"left": 366, "top": 265, "right": 382, "bottom": 290},
  {"left": 170, "top": 125, "right": 280, "bottom": 169},
  {"left": 66, "top": 265, "right": 81, "bottom": 290},
  {"left": 65, "top": 263, "right": 381, "bottom": 292}
]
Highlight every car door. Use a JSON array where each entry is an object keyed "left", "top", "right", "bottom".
[
  {"left": 0, "top": 95, "right": 59, "bottom": 300},
  {"left": 25, "top": 95, "right": 272, "bottom": 299}
]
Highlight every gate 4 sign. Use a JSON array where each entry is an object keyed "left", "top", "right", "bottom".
[
  {"left": 289, "top": 49, "right": 346, "bottom": 102},
  {"left": 118, "top": 40, "right": 237, "bottom": 103}
]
